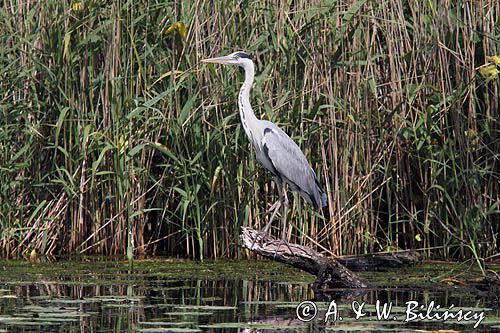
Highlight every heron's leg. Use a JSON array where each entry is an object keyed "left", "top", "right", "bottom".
[
  {"left": 261, "top": 179, "right": 283, "bottom": 235},
  {"left": 273, "top": 186, "right": 295, "bottom": 257},
  {"left": 266, "top": 199, "right": 281, "bottom": 214},
  {"left": 250, "top": 182, "right": 283, "bottom": 249},
  {"left": 251, "top": 206, "right": 279, "bottom": 250},
  {"left": 261, "top": 200, "right": 281, "bottom": 235},
  {"left": 280, "top": 190, "right": 289, "bottom": 240}
]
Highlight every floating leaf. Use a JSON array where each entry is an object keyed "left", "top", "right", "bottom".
[
  {"left": 0, "top": 295, "right": 16, "bottom": 299},
  {"left": 199, "top": 322, "right": 302, "bottom": 329},
  {"left": 175, "top": 305, "right": 237, "bottom": 311},
  {"left": 163, "top": 312, "right": 213, "bottom": 316},
  {"left": 138, "top": 328, "right": 201, "bottom": 333},
  {"left": 139, "top": 322, "right": 195, "bottom": 327}
]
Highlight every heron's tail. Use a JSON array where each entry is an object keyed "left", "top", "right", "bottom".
[
  {"left": 312, "top": 176, "right": 327, "bottom": 209},
  {"left": 320, "top": 191, "right": 327, "bottom": 208},
  {"left": 318, "top": 189, "right": 332, "bottom": 225}
]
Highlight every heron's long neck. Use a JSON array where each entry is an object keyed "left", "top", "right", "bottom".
[{"left": 238, "top": 63, "right": 259, "bottom": 141}]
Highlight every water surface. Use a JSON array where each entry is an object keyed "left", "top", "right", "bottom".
[{"left": 0, "top": 259, "right": 498, "bottom": 332}]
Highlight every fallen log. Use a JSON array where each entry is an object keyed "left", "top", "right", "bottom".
[
  {"left": 240, "top": 227, "right": 367, "bottom": 290},
  {"left": 337, "top": 251, "right": 420, "bottom": 271}
]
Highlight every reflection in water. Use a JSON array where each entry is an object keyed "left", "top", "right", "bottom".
[{"left": 0, "top": 261, "right": 498, "bottom": 332}]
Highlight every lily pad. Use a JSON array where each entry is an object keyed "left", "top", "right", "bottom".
[
  {"left": 138, "top": 321, "right": 195, "bottom": 326},
  {"left": 175, "top": 305, "right": 237, "bottom": 310},
  {"left": 163, "top": 312, "right": 214, "bottom": 316},
  {"left": 199, "top": 322, "right": 306, "bottom": 329},
  {"left": 325, "top": 326, "right": 401, "bottom": 331},
  {"left": 0, "top": 316, "right": 59, "bottom": 326},
  {"left": 137, "top": 328, "right": 202, "bottom": 333}
]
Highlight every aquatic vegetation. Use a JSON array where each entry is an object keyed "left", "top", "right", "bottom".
[{"left": 0, "top": 260, "right": 498, "bottom": 332}]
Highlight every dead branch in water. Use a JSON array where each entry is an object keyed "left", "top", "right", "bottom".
[{"left": 240, "top": 227, "right": 367, "bottom": 290}]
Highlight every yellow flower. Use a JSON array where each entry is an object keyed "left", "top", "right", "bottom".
[
  {"left": 479, "top": 64, "right": 499, "bottom": 82},
  {"left": 479, "top": 54, "right": 500, "bottom": 82},
  {"left": 70, "top": 1, "right": 83, "bottom": 12},
  {"left": 486, "top": 55, "right": 500, "bottom": 67},
  {"left": 69, "top": 1, "right": 89, "bottom": 14},
  {"left": 164, "top": 22, "right": 187, "bottom": 40}
]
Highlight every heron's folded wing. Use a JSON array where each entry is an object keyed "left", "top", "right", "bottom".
[{"left": 262, "top": 127, "right": 325, "bottom": 208}]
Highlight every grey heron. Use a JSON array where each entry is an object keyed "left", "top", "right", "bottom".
[{"left": 202, "top": 51, "right": 327, "bottom": 242}]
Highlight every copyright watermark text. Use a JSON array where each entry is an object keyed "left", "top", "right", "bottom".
[{"left": 295, "top": 300, "right": 485, "bottom": 328}]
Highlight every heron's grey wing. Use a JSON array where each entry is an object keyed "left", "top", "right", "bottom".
[{"left": 261, "top": 125, "right": 326, "bottom": 208}]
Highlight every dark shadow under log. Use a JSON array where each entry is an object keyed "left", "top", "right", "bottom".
[{"left": 240, "top": 227, "right": 367, "bottom": 290}]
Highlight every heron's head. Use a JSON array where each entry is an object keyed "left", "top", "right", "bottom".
[{"left": 201, "top": 51, "right": 253, "bottom": 68}]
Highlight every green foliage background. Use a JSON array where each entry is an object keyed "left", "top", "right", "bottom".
[{"left": 1, "top": 0, "right": 498, "bottom": 260}]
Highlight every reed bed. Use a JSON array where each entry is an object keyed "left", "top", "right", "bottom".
[{"left": 1, "top": 0, "right": 498, "bottom": 261}]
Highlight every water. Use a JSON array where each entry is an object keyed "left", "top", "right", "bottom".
[{"left": 0, "top": 259, "right": 498, "bottom": 332}]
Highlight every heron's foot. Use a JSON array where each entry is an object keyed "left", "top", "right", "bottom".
[
  {"left": 273, "top": 238, "right": 295, "bottom": 258},
  {"left": 250, "top": 228, "right": 269, "bottom": 250}
]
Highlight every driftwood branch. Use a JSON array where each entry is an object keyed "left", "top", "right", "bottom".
[
  {"left": 338, "top": 251, "right": 421, "bottom": 271},
  {"left": 240, "top": 227, "right": 367, "bottom": 290}
]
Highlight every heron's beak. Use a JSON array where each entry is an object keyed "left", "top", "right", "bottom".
[{"left": 201, "top": 55, "right": 235, "bottom": 65}]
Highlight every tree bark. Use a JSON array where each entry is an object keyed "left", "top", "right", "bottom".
[
  {"left": 337, "top": 251, "right": 420, "bottom": 271},
  {"left": 240, "top": 227, "right": 367, "bottom": 290}
]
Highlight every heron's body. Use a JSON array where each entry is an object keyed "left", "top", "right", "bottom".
[{"left": 202, "top": 51, "right": 326, "bottom": 240}]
